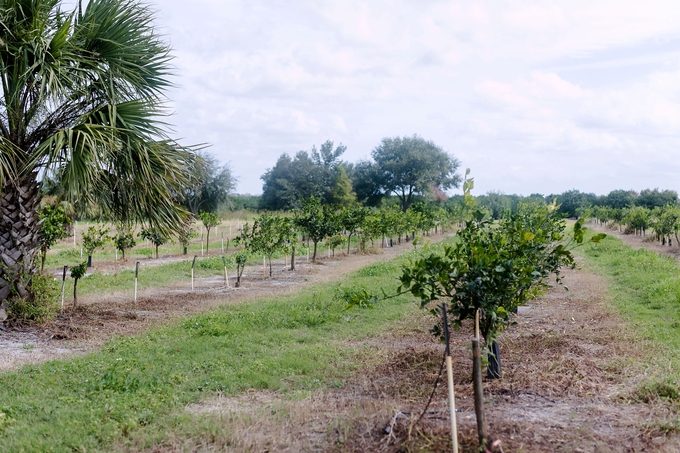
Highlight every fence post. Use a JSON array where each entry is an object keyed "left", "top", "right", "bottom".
[
  {"left": 191, "top": 255, "right": 198, "bottom": 291},
  {"left": 134, "top": 261, "right": 140, "bottom": 304}
]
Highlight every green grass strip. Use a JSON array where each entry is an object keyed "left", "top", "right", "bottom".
[
  {"left": 578, "top": 233, "right": 680, "bottom": 369},
  {"left": 0, "top": 243, "right": 445, "bottom": 452}
]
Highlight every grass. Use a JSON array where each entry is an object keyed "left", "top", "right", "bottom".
[
  {"left": 0, "top": 241, "right": 449, "bottom": 452},
  {"left": 52, "top": 237, "right": 412, "bottom": 300},
  {"left": 577, "top": 231, "right": 680, "bottom": 400}
]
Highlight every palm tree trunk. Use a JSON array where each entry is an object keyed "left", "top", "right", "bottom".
[{"left": 0, "top": 174, "right": 42, "bottom": 301}]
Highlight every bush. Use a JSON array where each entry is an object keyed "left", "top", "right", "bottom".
[{"left": 8, "top": 273, "right": 59, "bottom": 324}]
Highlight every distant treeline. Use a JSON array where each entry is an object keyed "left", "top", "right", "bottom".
[
  {"left": 229, "top": 188, "right": 679, "bottom": 220},
  {"left": 446, "top": 188, "right": 678, "bottom": 220}
]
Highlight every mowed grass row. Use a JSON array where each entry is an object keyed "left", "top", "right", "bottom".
[
  {"left": 0, "top": 245, "right": 440, "bottom": 452},
  {"left": 579, "top": 233, "right": 680, "bottom": 392}
]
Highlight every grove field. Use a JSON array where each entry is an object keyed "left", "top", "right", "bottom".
[{"left": 1, "top": 225, "right": 680, "bottom": 452}]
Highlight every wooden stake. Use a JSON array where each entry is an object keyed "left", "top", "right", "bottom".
[
  {"left": 134, "top": 261, "right": 140, "bottom": 304},
  {"left": 191, "top": 255, "right": 197, "bottom": 291},
  {"left": 442, "top": 303, "right": 459, "bottom": 453},
  {"left": 472, "top": 309, "right": 487, "bottom": 448},
  {"left": 222, "top": 255, "right": 229, "bottom": 287}
]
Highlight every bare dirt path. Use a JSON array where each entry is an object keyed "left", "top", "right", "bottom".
[
  {"left": 179, "top": 261, "right": 680, "bottom": 452},
  {"left": 0, "top": 237, "right": 442, "bottom": 371}
]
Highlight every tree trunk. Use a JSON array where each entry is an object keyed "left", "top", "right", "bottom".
[
  {"left": 347, "top": 233, "right": 352, "bottom": 255},
  {"left": 312, "top": 241, "right": 318, "bottom": 262},
  {"left": 0, "top": 174, "right": 42, "bottom": 302},
  {"left": 155, "top": 244, "right": 159, "bottom": 259},
  {"left": 290, "top": 245, "right": 295, "bottom": 271},
  {"left": 206, "top": 229, "right": 210, "bottom": 253}
]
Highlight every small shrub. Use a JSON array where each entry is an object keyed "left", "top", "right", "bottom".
[{"left": 8, "top": 273, "right": 59, "bottom": 324}]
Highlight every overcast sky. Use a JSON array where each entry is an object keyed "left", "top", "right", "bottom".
[{"left": 148, "top": 1, "right": 680, "bottom": 196}]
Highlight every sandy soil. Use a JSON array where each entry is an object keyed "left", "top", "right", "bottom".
[
  {"left": 177, "top": 263, "right": 680, "bottom": 452},
  {"left": 0, "top": 238, "right": 436, "bottom": 371}
]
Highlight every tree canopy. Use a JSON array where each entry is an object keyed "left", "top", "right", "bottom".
[
  {"left": 358, "top": 135, "right": 461, "bottom": 211},
  {"left": 260, "top": 140, "right": 347, "bottom": 210},
  {"left": 182, "top": 151, "right": 236, "bottom": 214}
]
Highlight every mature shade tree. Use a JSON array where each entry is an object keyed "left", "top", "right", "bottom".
[
  {"left": 350, "top": 160, "right": 384, "bottom": 207},
  {"left": 636, "top": 188, "right": 678, "bottom": 209},
  {"left": 549, "top": 190, "right": 598, "bottom": 218},
  {"left": 605, "top": 189, "right": 636, "bottom": 210},
  {"left": 476, "top": 191, "right": 514, "bottom": 220},
  {"left": 260, "top": 140, "right": 347, "bottom": 210},
  {"left": 328, "top": 166, "right": 356, "bottom": 207},
  {"left": 368, "top": 135, "right": 461, "bottom": 211},
  {"left": 182, "top": 151, "right": 236, "bottom": 214},
  {"left": 0, "top": 0, "right": 196, "bottom": 302}
]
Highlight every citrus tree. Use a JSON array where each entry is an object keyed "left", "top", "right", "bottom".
[
  {"left": 236, "top": 213, "right": 291, "bottom": 277},
  {"left": 114, "top": 226, "right": 136, "bottom": 261},
  {"left": 82, "top": 225, "right": 110, "bottom": 267},
  {"left": 339, "top": 204, "right": 368, "bottom": 254},
  {"left": 294, "top": 197, "right": 339, "bottom": 262},
  {"left": 140, "top": 228, "right": 168, "bottom": 259},
  {"left": 70, "top": 262, "right": 88, "bottom": 308},
  {"left": 198, "top": 211, "right": 221, "bottom": 253},
  {"left": 399, "top": 201, "right": 604, "bottom": 367}
]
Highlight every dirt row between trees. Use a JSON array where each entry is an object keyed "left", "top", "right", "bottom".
[{"left": 178, "top": 262, "right": 680, "bottom": 453}]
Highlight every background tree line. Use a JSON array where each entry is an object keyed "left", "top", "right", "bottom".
[{"left": 259, "top": 135, "right": 461, "bottom": 212}]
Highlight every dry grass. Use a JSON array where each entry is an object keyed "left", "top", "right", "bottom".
[{"left": 167, "top": 264, "right": 680, "bottom": 453}]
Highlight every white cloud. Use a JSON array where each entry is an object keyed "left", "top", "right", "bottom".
[{"left": 151, "top": 0, "right": 680, "bottom": 195}]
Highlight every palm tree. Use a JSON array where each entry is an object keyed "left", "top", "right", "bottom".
[{"left": 0, "top": 0, "right": 196, "bottom": 301}]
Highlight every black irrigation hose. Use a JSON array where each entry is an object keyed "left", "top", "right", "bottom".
[{"left": 414, "top": 349, "right": 446, "bottom": 428}]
